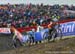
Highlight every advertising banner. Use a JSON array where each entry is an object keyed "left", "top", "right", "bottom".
[
  {"left": 60, "top": 21, "right": 75, "bottom": 36},
  {"left": 0, "top": 28, "right": 11, "bottom": 34},
  {"left": 34, "top": 32, "right": 42, "bottom": 41},
  {"left": 34, "top": 21, "right": 75, "bottom": 41}
]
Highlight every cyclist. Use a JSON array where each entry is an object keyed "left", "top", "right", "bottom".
[{"left": 48, "top": 20, "right": 59, "bottom": 41}]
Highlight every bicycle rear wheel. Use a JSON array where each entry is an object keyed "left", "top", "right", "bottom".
[{"left": 57, "top": 28, "right": 62, "bottom": 40}]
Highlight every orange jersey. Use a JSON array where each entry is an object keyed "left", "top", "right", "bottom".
[
  {"left": 48, "top": 23, "right": 53, "bottom": 29},
  {"left": 48, "top": 22, "right": 57, "bottom": 29}
]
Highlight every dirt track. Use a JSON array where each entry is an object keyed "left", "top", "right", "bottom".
[
  {"left": 0, "top": 37, "right": 75, "bottom": 54},
  {"left": 0, "top": 34, "right": 14, "bottom": 51}
]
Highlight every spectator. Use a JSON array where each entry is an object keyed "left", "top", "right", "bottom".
[{"left": 0, "top": 3, "right": 75, "bottom": 28}]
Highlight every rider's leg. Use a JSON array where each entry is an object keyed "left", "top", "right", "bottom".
[
  {"left": 51, "top": 28, "right": 57, "bottom": 41},
  {"left": 48, "top": 28, "right": 52, "bottom": 41}
]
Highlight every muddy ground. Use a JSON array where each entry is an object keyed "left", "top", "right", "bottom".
[{"left": 0, "top": 34, "right": 75, "bottom": 54}]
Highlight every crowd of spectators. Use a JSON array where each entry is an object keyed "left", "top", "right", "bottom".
[{"left": 0, "top": 3, "right": 75, "bottom": 28}]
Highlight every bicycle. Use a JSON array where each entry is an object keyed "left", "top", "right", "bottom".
[{"left": 43, "top": 24, "right": 62, "bottom": 42}]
